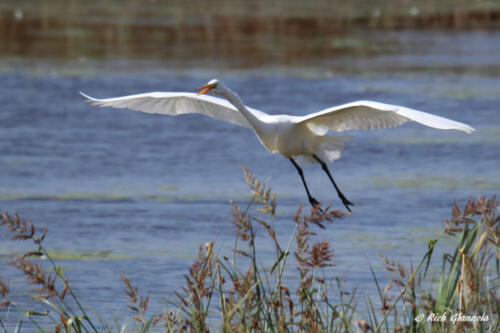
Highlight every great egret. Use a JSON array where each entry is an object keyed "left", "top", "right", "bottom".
[{"left": 81, "top": 79, "right": 474, "bottom": 211}]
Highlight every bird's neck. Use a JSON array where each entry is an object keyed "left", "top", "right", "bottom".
[{"left": 221, "top": 88, "right": 264, "bottom": 131}]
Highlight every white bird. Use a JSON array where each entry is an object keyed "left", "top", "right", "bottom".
[{"left": 81, "top": 79, "right": 474, "bottom": 211}]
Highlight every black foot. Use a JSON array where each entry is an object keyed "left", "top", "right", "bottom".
[
  {"left": 339, "top": 194, "right": 354, "bottom": 212},
  {"left": 308, "top": 197, "right": 323, "bottom": 212}
]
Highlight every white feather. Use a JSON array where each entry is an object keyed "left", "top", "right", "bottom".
[
  {"left": 298, "top": 100, "right": 475, "bottom": 134},
  {"left": 80, "top": 91, "right": 257, "bottom": 128}
]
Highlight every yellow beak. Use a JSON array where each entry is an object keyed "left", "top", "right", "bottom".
[{"left": 196, "top": 83, "right": 213, "bottom": 95}]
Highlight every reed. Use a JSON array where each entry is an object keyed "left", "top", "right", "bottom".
[
  {"left": 0, "top": 170, "right": 498, "bottom": 332},
  {"left": 0, "top": 211, "right": 100, "bottom": 332}
]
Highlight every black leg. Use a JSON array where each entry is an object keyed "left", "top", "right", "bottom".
[
  {"left": 289, "top": 157, "right": 321, "bottom": 208},
  {"left": 313, "top": 154, "right": 353, "bottom": 212}
]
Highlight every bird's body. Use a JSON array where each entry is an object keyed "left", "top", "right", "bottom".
[
  {"left": 248, "top": 116, "right": 349, "bottom": 164},
  {"left": 82, "top": 79, "right": 474, "bottom": 211}
]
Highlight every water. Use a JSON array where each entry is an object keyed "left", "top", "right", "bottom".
[{"left": 1, "top": 9, "right": 499, "bottom": 330}]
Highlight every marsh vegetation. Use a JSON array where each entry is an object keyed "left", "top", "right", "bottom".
[{"left": 1, "top": 169, "right": 498, "bottom": 332}]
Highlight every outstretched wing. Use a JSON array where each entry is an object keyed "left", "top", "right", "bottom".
[
  {"left": 80, "top": 92, "right": 256, "bottom": 128},
  {"left": 297, "top": 100, "right": 475, "bottom": 135}
]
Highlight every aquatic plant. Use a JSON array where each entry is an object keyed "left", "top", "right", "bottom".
[
  {"left": 0, "top": 211, "right": 100, "bottom": 332},
  {"left": 0, "top": 170, "right": 498, "bottom": 332},
  {"left": 370, "top": 196, "right": 499, "bottom": 332}
]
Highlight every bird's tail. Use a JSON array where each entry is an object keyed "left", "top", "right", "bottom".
[{"left": 317, "top": 136, "right": 352, "bottom": 162}]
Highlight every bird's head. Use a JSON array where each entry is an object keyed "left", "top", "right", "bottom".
[{"left": 196, "top": 79, "right": 224, "bottom": 96}]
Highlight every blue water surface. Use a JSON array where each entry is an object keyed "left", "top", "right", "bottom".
[{"left": 0, "top": 30, "right": 499, "bottom": 330}]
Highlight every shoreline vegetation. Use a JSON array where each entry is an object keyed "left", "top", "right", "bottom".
[
  {"left": 1, "top": 1, "right": 500, "bottom": 65},
  {"left": 1, "top": 168, "right": 498, "bottom": 332}
]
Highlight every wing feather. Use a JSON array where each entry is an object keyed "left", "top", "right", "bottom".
[
  {"left": 298, "top": 100, "right": 475, "bottom": 134},
  {"left": 80, "top": 92, "right": 254, "bottom": 128}
]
